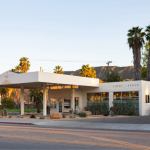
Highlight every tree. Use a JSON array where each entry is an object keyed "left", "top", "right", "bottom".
[
  {"left": 10, "top": 89, "right": 21, "bottom": 109},
  {"left": 141, "top": 42, "right": 150, "bottom": 80},
  {"left": 142, "top": 42, "right": 150, "bottom": 67},
  {"left": 79, "top": 64, "right": 96, "bottom": 78},
  {"left": 145, "top": 25, "right": 150, "bottom": 80},
  {"left": 1, "top": 97, "right": 16, "bottom": 109},
  {"left": 10, "top": 57, "right": 30, "bottom": 73},
  {"left": 54, "top": 66, "right": 64, "bottom": 74},
  {"left": 127, "top": 27, "right": 145, "bottom": 80},
  {"left": 0, "top": 88, "right": 9, "bottom": 99},
  {"left": 104, "top": 71, "right": 123, "bottom": 82},
  {"left": 141, "top": 67, "right": 147, "bottom": 80},
  {"left": 29, "top": 90, "right": 43, "bottom": 113}
]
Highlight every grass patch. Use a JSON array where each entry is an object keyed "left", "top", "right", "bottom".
[{"left": 0, "top": 109, "right": 43, "bottom": 113}]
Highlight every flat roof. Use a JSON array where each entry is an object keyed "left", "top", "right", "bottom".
[{"left": 0, "top": 71, "right": 99, "bottom": 89}]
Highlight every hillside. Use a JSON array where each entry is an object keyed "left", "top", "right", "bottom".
[{"left": 64, "top": 66, "right": 134, "bottom": 80}]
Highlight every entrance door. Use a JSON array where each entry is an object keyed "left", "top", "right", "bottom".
[{"left": 58, "top": 98, "right": 62, "bottom": 113}]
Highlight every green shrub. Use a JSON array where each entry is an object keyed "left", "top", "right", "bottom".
[
  {"left": 128, "top": 110, "right": 135, "bottom": 116},
  {"left": 103, "top": 110, "right": 110, "bottom": 116},
  {"left": 79, "top": 112, "right": 87, "bottom": 117},
  {"left": 1, "top": 97, "right": 16, "bottom": 109}
]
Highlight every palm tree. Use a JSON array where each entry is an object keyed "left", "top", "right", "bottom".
[
  {"left": 19, "top": 57, "right": 30, "bottom": 73},
  {"left": 145, "top": 25, "right": 150, "bottom": 80},
  {"left": 29, "top": 90, "right": 43, "bottom": 113},
  {"left": 54, "top": 66, "right": 64, "bottom": 74},
  {"left": 127, "top": 27, "right": 145, "bottom": 80},
  {"left": 79, "top": 64, "right": 96, "bottom": 78},
  {"left": 10, "top": 57, "right": 30, "bottom": 73}
]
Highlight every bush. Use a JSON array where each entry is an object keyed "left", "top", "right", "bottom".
[
  {"left": 30, "top": 114, "right": 36, "bottom": 118},
  {"left": 79, "top": 112, "right": 87, "bottom": 117},
  {"left": 128, "top": 110, "right": 135, "bottom": 116},
  {"left": 103, "top": 110, "right": 109, "bottom": 116},
  {"left": 1, "top": 97, "right": 16, "bottom": 109}
]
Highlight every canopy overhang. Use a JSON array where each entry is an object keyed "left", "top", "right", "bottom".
[{"left": 0, "top": 71, "right": 99, "bottom": 89}]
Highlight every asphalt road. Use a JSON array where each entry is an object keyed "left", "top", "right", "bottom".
[
  {"left": 64, "top": 116, "right": 150, "bottom": 124},
  {"left": 0, "top": 124, "right": 150, "bottom": 150}
]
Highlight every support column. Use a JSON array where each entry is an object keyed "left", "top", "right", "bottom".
[
  {"left": 43, "top": 84, "right": 47, "bottom": 116},
  {"left": 71, "top": 89, "right": 75, "bottom": 110},
  {"left": 21, "top": 85, "right": 24, "bottom": 115},
  {"left": 109, "top": 92, "right": 113, "bottom": 109}
]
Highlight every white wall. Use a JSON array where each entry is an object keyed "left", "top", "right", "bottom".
[{"left": 141, "top": 81, "right": 150, "bottom": 116}]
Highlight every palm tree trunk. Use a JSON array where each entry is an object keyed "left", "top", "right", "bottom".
[
  {"left": 146, "top": 47, "right": 150, "bottom": 80},
  {"left": 133, "top": 48, "right": 141, "bottom": 80},
  {"left": 36, "top": 102, "right": 41, "bottom": 113}
]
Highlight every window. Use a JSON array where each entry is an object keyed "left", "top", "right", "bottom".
[
  {"left": 101, "top": 92, "right": 109, "bottom": 102},
  {"left": 94, "top": 93, "right": 101, "bottom": 101},
  {"left": 50, "top": 98, "right": 57, "bottom": 108},
  {"left": 130, "top": 91, "right": 139, "bottom": 104},
  {"left": 64, "top": 98, "right": 71, "bottom": 108},
  {"left": 87, "top": 93, "right": 109, "bottom": 104},
  {"left": 114, "top": 92, "right": 121, "bottom": 103},
  {"left": 130, "top": 91, "right": 138, "bottom": 97},
  {"left": 87, "top": 93, "right": 94, "bottom": 102},
  {"left": 122, "top": 92, "right": 130, "bottom": 103},
  {"left": 145, "top": 95, "right": 150, "bottom": 103}
]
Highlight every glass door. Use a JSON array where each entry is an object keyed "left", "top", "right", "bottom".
[
  {"left": 58, "top": 98, "right": 62, "bottom": 113},
  {"left": 75, "top": 97, "right": 79, "bottom": 109}
]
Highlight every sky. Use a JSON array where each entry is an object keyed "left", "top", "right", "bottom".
[{"left": 0, "top": 0, "right": 150, "bottom": 74}]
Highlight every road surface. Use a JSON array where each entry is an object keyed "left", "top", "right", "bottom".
[{"left": 0, "top": 124, "right": 150, "bottom": 149}]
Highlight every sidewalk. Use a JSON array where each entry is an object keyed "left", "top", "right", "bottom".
[{"left": 0, "top": 118, "right": 150, "bottom": 131}]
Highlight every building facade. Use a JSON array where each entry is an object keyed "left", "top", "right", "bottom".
[
  {"left": 48, "top": 81, "right": 150, "bottom": 116},
  {"left": 0, "top": 71, "right": 150, "bottom": 116}
]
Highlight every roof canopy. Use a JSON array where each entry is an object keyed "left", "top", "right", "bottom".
[{"left": 0, "top": 71, "right": 99, "bottom": 89}]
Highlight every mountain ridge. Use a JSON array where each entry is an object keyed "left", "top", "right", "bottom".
[{"left": 64, "top": 66, "right": 134, "bottom": 80}]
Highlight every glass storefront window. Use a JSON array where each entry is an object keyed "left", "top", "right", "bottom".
[
  {"left": 94, "top": 93, "right": 101, "bottom": 101},
  {"left": 87, "top": 93, "right": 109, "bottom": 104},
  {"left": 131, "top": 97, "right": 139, "bottom": 103},
  {"left": 114, "top": 92, "right": 121, "bottom": 98},
  {"left": 102, "top": 92, "right": 109, "bottom": 97},
  {"left": 122, "top": 92, "right": 129, "bottom": 97},
  {"left": 87, "top": 93, "right": 94, "bottom": 102},
  {"left": 102, "top": 92, "right": 109, "bottom": 103},
  {"left": 114, "top": 92, "right": 121, "bottom": 102},
  {"left": 130, "top": 91, "right": 138, "bottom": 97},
  {"left": 122, "top": 92, "right": 130, "bottom": 103},
  {"left": 50, "top": 98, "right": 57, "bottom": 108}
]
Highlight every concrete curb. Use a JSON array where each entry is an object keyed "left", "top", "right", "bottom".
[{"left": 0, "top": 122, "right": 33, "bottom": 125}]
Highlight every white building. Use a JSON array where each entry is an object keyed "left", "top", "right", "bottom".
[{"left": 0, "top": 71, "right": 150, "bottom": 116}]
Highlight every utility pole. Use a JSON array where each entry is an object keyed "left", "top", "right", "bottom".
[{"left": 106, "top": 61, "right": 112, "bottom": 75}]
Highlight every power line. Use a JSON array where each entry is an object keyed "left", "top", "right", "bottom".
[{"left": 0, "top": 56, "right": 112, "bottom": 63}]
